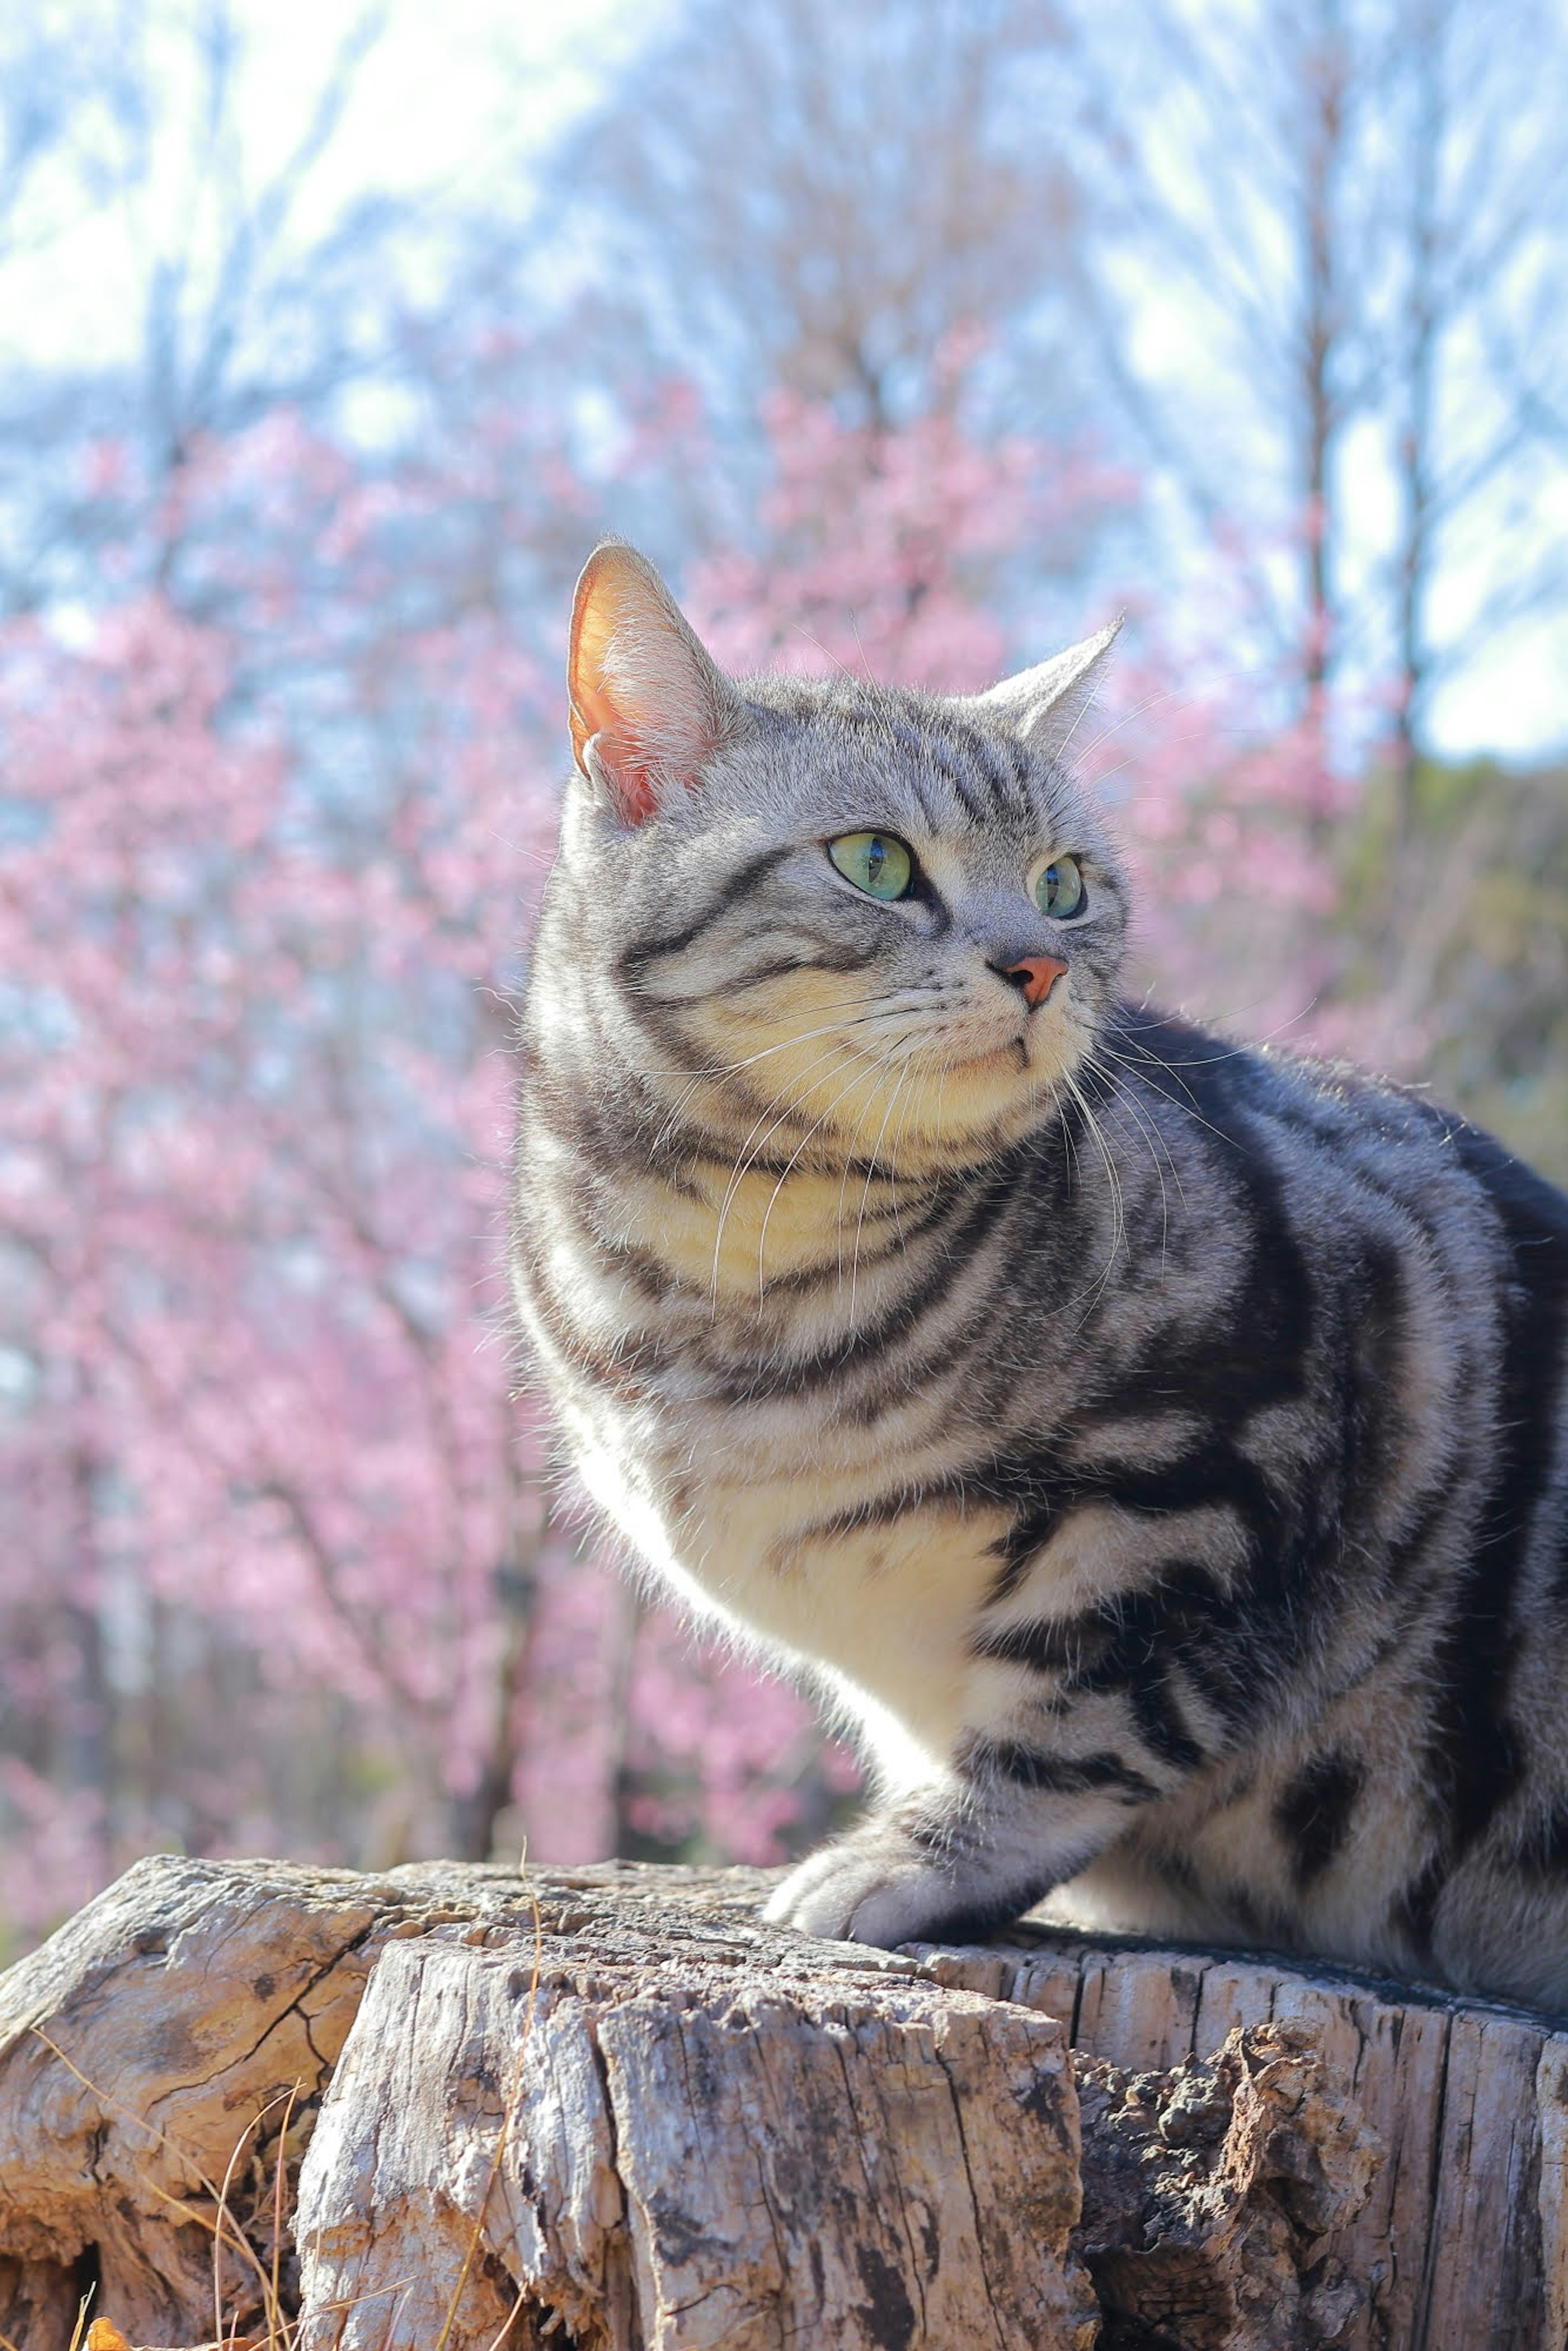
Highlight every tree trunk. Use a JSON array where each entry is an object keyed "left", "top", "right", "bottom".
[
  {"left": 1386, "top": 0, "right": 1444, "bottom": 920},
  {"left": 0, "top": 1856, "right": 1560, "bottom": 2351},
  {"left": 1296, "top": 0, "right": 1350, "bottom": 833}
]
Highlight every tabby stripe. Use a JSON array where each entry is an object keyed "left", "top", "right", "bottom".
[
  {"left": 1125, "top": 1672, "right": 1208, "bottom": 1773},
  {"left": 973, "top": 733, "right": 1036, "bottom": 822},
  {"left": 618, "top": 847, "right": 797, "bottom": 978},
  {"left": 980, "top": 1433, "right": 1280, "bottom": 1602},
  {"left": 1456, "top": 1127, "right": 1568, "bottom": 1589},
  {"left": 524, "top": 1268, "right": 675, "bottom": 1393},
  {"left": 971, "top": 1616, "right": 1080, "bottom": 1675},
  {"left": 972, "top": 1606, "right": 1207, "bottom": 1774},
  {"left": 1072, "top": 1088, "right": 1316, "bottom": 1426},
  {"left": 1336, "top": 1234, "right": 1410, "bottom": 1524},
  {"left": 981, "top": 1558, "right": 1258, "bottom": 1737},
  {"left": 711, "top": 1158, "right": 1028, "bottom": 1402},
  {"left": 641, "top": 941, "right": 878, "bottom": 1001},
  {"left": 1514, "top": 1807, "right": 1568, "bottom": 1877},
  {"left": 957, "top": 1734, "right": 1157, "bottom": 1802},
  {"left": 1275, "top": 1752, "right": 1363, "bottom": 1889},
  {"left": 1401, "top": 1129, "right": 1568, "bottom": 1938},
  {"left": 775, "top": 1475, "right": 978, "bottom": 1558},
  {"left": 927, "top": 740, "right": 989, "bottom": 824}
]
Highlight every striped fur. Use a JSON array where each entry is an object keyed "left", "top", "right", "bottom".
[{"left": 512, "top": 546, "right": 1568, "bottom": 2006}]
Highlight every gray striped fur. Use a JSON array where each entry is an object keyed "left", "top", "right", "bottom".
[{"left": 512, "top": 544, "right": 1568, "bottom": 2008}]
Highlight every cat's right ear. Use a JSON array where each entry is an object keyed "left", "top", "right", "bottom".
[{"left": 567, "top": 539, "right": 746, "bottom": 825}]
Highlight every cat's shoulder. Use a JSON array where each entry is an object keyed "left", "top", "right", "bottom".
[{"left": 1104, "top": 1000, "right": 1568, "bottom": 1225}]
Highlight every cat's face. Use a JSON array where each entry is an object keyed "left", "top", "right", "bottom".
[{"left": 546, "top": 542, "right": 1130, "bottom": 1174}]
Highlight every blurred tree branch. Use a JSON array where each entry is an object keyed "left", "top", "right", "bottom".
[
  {"left": 532, "top": 0, "right": 1087, "bottom": 536},
  {"left": 0, "top": 0, "right": 409, "bottom": 613},
  {"left": 1062, "top": 0, "right": 1568, "bottom": 809}
]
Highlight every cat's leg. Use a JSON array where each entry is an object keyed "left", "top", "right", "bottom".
[
  {"left": 767, "top": 1526, "right": 1240, "bottom": 1945},
  {"left": 763, "top": 1733, "right": 1161, "bottom": 1945}
]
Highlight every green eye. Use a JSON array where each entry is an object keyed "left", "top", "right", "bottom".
[
  {"left": 828, "top": 831, "right": 914, "bottom": 901},
  {"left": 1034, "top": 855, "right": 1085, "bottom": 918}
]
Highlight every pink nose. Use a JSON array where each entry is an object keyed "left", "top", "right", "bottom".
[{"left": 1007, "top": 955, "right": 1068, "bottom": 1007}]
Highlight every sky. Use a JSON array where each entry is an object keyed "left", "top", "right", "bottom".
[
  {"left": 1, "top": 0, "right": 644, "bottom": 372},
  {"left": 4, "top": 0, "right": 1564, "bottom": 762}
]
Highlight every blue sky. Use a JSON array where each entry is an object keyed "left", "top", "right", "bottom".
[{"left": 7, "top": 0, "right": 1564, "bottom": 761}]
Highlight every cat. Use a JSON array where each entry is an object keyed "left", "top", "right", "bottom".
[{"left": 511, "top": 537, "right": 1568, "bottom": 2010}]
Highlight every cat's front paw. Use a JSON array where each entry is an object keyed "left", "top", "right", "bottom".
[{"left": 763, "top": 1827, "right": 974, "bottom": 1948}]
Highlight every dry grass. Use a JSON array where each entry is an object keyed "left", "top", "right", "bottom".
[{"left": 4, "top": 1870, "right": 547, "bottom": 2351}]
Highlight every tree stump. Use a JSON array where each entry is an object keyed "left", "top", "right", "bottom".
[{"left": 0, "top": 1856, "right": 1558, "bottom": 2349}]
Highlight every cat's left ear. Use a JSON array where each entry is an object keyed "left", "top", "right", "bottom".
[
  {"left": 965, "top": 616, "right": 1123, "bottom": 761},
  {"left": 568, "top": 539, "right": 748, "bottom": 825}
]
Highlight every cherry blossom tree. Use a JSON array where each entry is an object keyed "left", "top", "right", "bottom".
[{"left": 0, "top": 386, "right": 861, "bottom": 1950}]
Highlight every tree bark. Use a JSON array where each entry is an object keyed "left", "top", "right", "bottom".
[{"left": 0, "top": 1856, "right": 1559, "bottom": 2350}]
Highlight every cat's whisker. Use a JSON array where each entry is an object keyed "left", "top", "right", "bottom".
[
  {"left": 786, "top": 619, "right": 873, "bottom": 695},
  {"left": 707, "top": 1041, "right": 884, "bottom": 1304},
  {"left": 1105, "top": 1024, "right": 1257, "bottom": 1065},
  {"left": 849, "top": 1056, "right": 917, "bottom": 1321},
  {"left": 1117, "top": 1079, "right": 1185, "bottom": 1253},
  {"left": 684, "top": 1007, "right": 918, "bottom": 1082},
  {"left": 708, "top": 1041, "right": 858, "bottom": 1237},
  {"left": 847, "top": 613, "right": 878, "bottom": 695},
  {"left": 1086, "top": 1050, "right": 1180, "bottom": 1277},
  {"left": 650, "top": 1014, "right": 914, "bottom": 1158},
  {"left": 1085, "top": 1041, "right": 1190, "bottom": 1193},
  {"left": 754, "top": 1108, "right": 848, "bottom": 1300},
  {"left": 1094, "top": 1036, "right": 1239, "bottom": 1152},
  {"left": 1081, "top": 731, "right": 1225, "bottom": 794},
  {"left": 828, "top": 1043, "right": 917, "bottom": 1286},
  {"left": 882, "top": 1047, "right": 929, "bottom": 1252},
  {"left": 1059, "top": 1067, "right": 1127, "bottom": 1330},
  {"left": 1115, "top": 993, "right": 1321, "bottom": 1054},
  {"left": 752, "top": 1047, "right": 908, "bottom": 1300},
  {"left": 718, "top": 1040, "right": 917, "bottom": 1295},
  {"left": 653, "top": 1029, "right": 859, "bottom": 1157},
  {"left": 1056, "top": 1076, "right": 1084, "bottom": 1195},
  {"left": 631, "top": 981, "right": 878, "bottom": 1023},
  {"left": 1074, "top": 684, "right": 1195, "bottom": 762}
]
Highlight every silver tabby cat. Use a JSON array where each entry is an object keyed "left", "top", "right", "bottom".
[{"left": 512, "top": 539, "right": 1568, "bottom": 2009}]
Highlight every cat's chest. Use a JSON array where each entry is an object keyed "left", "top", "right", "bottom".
[
  {"left": 523, "top": 1155, "right": 1020, "bottom": 1746},
  {"left": 562, "top": 1356, "right": 1010, "bottom": 1764}
]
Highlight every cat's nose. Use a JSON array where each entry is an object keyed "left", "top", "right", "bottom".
[{"left": 995, "top": 954, "right": 1068, "bottom": 1008}]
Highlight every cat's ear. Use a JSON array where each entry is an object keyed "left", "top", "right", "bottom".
[
  {"left": 567, "top": 539, "right": 746, "bottom": 824},
  {"left": 966, "top": 616, "right": 1123, "bottom": 761}
]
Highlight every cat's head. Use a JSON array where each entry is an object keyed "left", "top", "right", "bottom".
[{"left": 547, "top": 538, "right": 1129, "bottom": 1173}]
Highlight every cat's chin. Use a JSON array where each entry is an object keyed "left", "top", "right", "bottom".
[
  {"left": 871, "top": 1086, "right": 1072, "bottom": 1174},
  {"left": 942, "top": 1039, "right": 1029, "bottom": 1072},
  {"left": 904, "top": 1043, "right": 1081, "bottom": 1152}
]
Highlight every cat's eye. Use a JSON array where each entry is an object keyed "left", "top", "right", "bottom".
[
  {"left": 1033, "top": 855, "right": 1085, "bottom": 918},
  {"left": 828, "top": 831, "right": 914, "bottom": 902}
]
